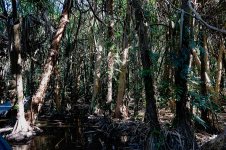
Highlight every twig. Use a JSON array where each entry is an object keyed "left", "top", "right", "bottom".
[
  {"left": 87, "top": 0, "right": 106, "bottom": 26},
  {"left": 55, "top": 138, "right": 65, "bottom": 149}
]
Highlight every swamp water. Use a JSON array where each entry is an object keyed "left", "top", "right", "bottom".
[
  {"left": 7, "top": 117, "right": 142, "bottom": 150},
  {"left": 10, "top": 119, "right": 84, "bottom": 150}
]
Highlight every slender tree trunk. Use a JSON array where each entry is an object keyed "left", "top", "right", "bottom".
[
  {"left": 12, "top": 22, "right": 30, "bottom": 133},
  {"left": 91, "top": 37, "right": 103, "bottom": 112},
  {"left": 222, "top": 54, "right": 226, "bottom": 95},
  {"left": 200, "top": 29, "right": 209, "bottom": 124},
  {"left": 115, "top": 0, "right": 131, "bottom": 119},
  {"left": 163, "top": 11, "right": 173, "bottom": 111},
  {"left": 131, "top": 1, "right": 162, "bottom": 149},
  {"left": 54, "top": 66, "right": 61, "bottom": 111},
  {"left": 31, "top": 0, "right": 72, "bottom": 124},
  {"left": 106, "top": 0, "right": 115, "bottom": 104},
  {"left": 173, "top": 0, "right": 197, "bottom": 149},
  {"left": 215, "top": 38, "right": 224, "bottom": 104},
  {"left": 191, "top": 48, "right": 212, "bottom": 89},
  {"left": 131, "top": 0, "right": 160, "bottom": 129},
  {"left": 7, "top": 0, "right": 32, "bottom": 139}
]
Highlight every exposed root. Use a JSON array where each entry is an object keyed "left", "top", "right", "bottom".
[{"left": 5, "top": 115, "right": 42, "bottom": 142}]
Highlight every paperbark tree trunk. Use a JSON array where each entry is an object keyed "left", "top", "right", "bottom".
[
  {"left": 215, "top": 38, "right": 224, "bottom": 104},
  {"left": 31, "top": 0, "right": 72, "bottom": 124},
  {"left": 115, "top": 0, "right": 131, "bottom": 119},
  {"left": 91, "top": 37, "right": 103, "bottom": 112},
  {"left": 200, "top": 30, "right": 210, "bottom": 124},
  {"left": 106, "top": 0, "right": 115, "bottom": 105},
  {"left": 6, "top": 0, "right": 32, "bottom": 139}
]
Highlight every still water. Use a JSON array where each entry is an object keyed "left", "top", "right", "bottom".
[{"left": 11, "top": 119, "right": 84, "bottom": 150}]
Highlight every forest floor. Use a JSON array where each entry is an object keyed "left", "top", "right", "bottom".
[
  {"left": 0, "top": 104, "right": 224, "bottom": 149},
  {"left": 159, "top": 108, "right": 220, "bottom": 146}
]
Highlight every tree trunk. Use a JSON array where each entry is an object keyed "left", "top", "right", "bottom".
[
  {"left": 173, "top": 0, "right": 197, "bottom": 149},
  {"left": 200, "top": 29, "right": 210, "bottom": 125},
  {"left": 106, "top": 0, "right": 115, "bottom": 105},
  {"left": 115, "top": 0, "right": 131, "bottom": 119},
  {"left": 54, "top": 66, "right": 61, "bottom": 111},
  {"left": 131, "top": 0, "right": 161, "bottom": 149},
  {"left": 191, "top": 49, "right": 211, "bottom": 86},
  {"left": 131, "top": 0, "right": 160, "bottom": 129},
  {"left": 6, "top": 0, "right": 32, "bottom": 140},
  {"left": 91, "top": 37, "right": 103, "bottom": 112},
  {"left": 31, "top": 0, "right": 72, "bottom": 124},
  {"left": 12, "top": 23, "right": 31, "bottom": 134},
  {"left": 215, "top": 38, "right": 224, "bottom": 104}
]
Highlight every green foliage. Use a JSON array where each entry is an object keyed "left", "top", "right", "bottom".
[
  {"left": 20, "top": 0, "right": 55, "bottom": 16},
  {"left": 193, "top": 115, "right": 208, "bottom": 129},
  {"left": 158, "top": 80, "right": 173, "bottom": 107},
  {"left": 12, "top": 103, "right": 19, "bottom": 110}
]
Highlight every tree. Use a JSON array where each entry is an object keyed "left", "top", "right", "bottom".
[
  {"left": 200, "top": 29, "right": 210, "bottom": 125},
  {"left": 115, "top": 0, "right": 131, "bottom": 119},
  {"left": 31, "top": 0, "right": 73, "bottom": 124},
  {"left": 6, "top": 0, "right": 32, "bottom": 141},
  {"left": 173, "top": 0, "right": 197, "bottom": 149},
  {"left": 131, "top": 0, "right": 160, "bottom": 128},
  {"left": 106, "top": 0, "right": 115, "bottom": 106}
]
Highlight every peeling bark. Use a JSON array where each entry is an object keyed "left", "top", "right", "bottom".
[
  {"left": 115, "top": 0, "right": 131, "bottom": 119},
  {"left": 91, "top": 38, "right": 103, "bottom": 112},
  {"left": 7, "top": 0, "right": 32, "bottom": 140},
  {"left": 31, "top": 0, "right": 72, "bottom": 124},
  {"left": 106, "top": 0, "right": 115, "bottom": 104}
]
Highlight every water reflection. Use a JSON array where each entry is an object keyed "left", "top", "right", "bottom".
[
  {"left": 11, "top": 119, "right": 83, "bottom": 150},
  {"left": 12, "top": 129, "right": 82, "bottom": 150}
]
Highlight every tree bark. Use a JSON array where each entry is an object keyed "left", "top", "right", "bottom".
[
  {"left": 173, "top": 0, "right": 197, "bottom": 149},
  {"left": 6, "top": 0, "right": 32, "bottom": 139},
  {"left": 200, "top": 29, "right": 210, "bottom": 124},
  {"left": 115, "top": 0, "right": 131, "bottom": 119},
  {"left": 31, "top": 0, "right": 72, "bottom": 124},
  {"left": 131, "top": 0, "right": 160, "bottom": 129},
  {"left": 131, "top": 0, "right": 162, "bottom": 149},
  {"left": 191, "top": 49, "right": 211, "bottom": 86},
  {"left": 54, "top": 66, "right": 61, "bottom": 111},
  {"left": 106, "top": 0, "right": 115, "bottom": 105},
  {"left": 91, "top": 37, "right": 103, "bottom": 112},
  {"left": 214, "top": 38, "right": 224, "bottom": 104}
]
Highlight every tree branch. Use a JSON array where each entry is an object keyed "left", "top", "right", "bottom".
[
  {"left": 164, "top": 0, "right": 226, "bottom": 34},
  {"left": 87, "top": 0, "right": 106, "bottom": 26},
  {"left": 0, "top": 14, "right": 7, "bottom": 20},
  {"left": 188, "top": 0, "right": 226, "bottom": 34}
]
